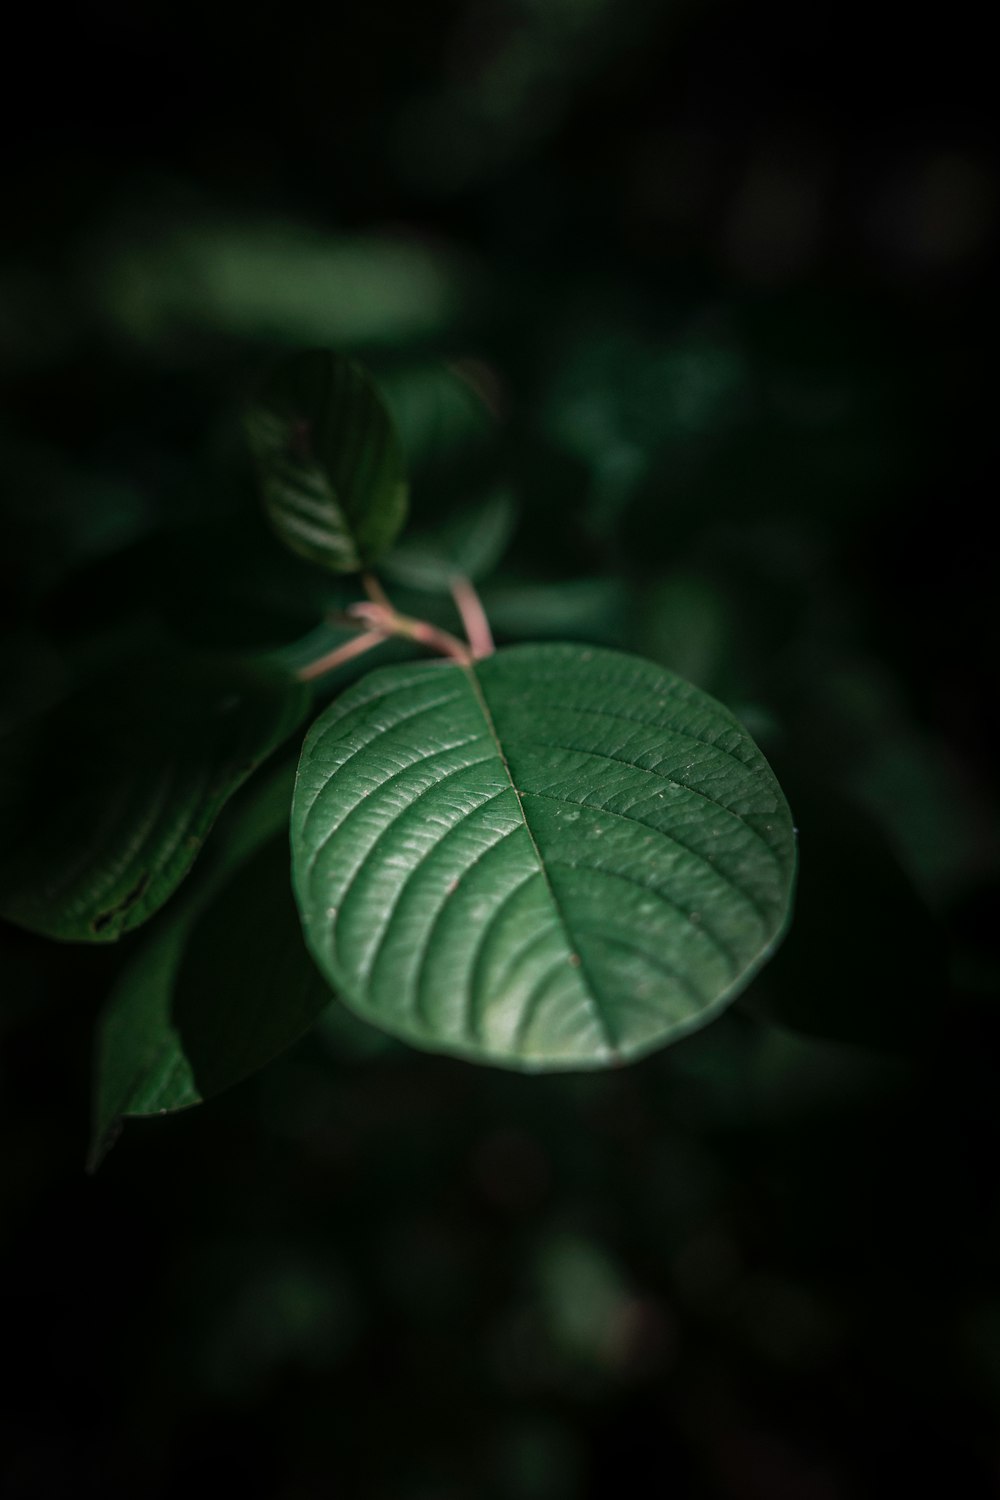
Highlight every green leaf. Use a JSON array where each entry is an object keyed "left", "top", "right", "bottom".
[
  {"left": 98, "top": 220, "right": 468, "bottom": 350},
  {"left": 377, "top": 360, "right": 497, "bottom": 505},
  {"left": 244, "top": 349, "right": 408, "bottom": 574},
  {"left": 291, "top": 644, "right": 796, "bottom": 1069},
  {"left": 89, "top": 763, "right": 333, "bottom": 1166},
  {"left": 479, "top": 576, "right": 629, "bottom": 646},
  {"left": 0, "top": 653, "right": 308, "bottom": 942},
  {"left": 171, "top": 839, "right": 333, "bottom": 1096},
  {"left": 381, "top": 488, "right": 517, "bottom": 593}
]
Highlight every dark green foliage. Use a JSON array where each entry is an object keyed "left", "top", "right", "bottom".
[
  {"left": 89, "top": 763, "right": 331, "bottom": 1165},
  {"left": 245, "top": 350, "right": 408, "bottom": 573},
  {"left": 0, "top": 653, "right": 308, "bottom": 942},
  {"left": 2, "top": 21, "right": 995, "bottom": 1488},
  {"left": 0, "top": 333, "right": 803, "bottom": 1164}
]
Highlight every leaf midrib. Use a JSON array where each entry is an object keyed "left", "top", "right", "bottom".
[{"left": 462, "top": 662, "right": 620, "bottom": 1058}]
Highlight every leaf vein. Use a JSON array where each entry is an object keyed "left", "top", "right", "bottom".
[
  {"left": 463, "top": 668, "right": 620, "bottom": 1056},
  {"left": 519, "top": 787, "right": 774, "bottom": 933},
  {"left": 356, "top": 781, "right": 512, "bottom": 981},
  {"left": 544, "top": 856, "right": 743, "bottom": 976},
  {"left": 521, "top": 740, "right": 783, "bottom": 872}
]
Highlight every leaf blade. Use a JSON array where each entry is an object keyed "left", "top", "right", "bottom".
[
  {"left": 244, "top": 349, "right": 408, "bottom": 573},
  {"left": 0, "top": 653, "right": 308, "bottom": 942},
  {"left": 292, "top": 644, "right": 795, "bottom": 1069},
  {"left": 89, "top": 762, "right": 336, "bottom": 1167}
]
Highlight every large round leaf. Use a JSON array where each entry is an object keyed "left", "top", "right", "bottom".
[
  {"left": 292, "top": 644, "right": 796, "bottom": 1069},
  {"left": 244, "top": 349, "right": 408, "bottom": 573}
]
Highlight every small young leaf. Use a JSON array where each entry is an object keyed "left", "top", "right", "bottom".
[
  {"left": 291, "top": 644, "right": 796, "bottom": 1069},
  {"left": 244, "top": 349, "right": 408, "bottom": 573},
  {"left": 0, "top": 653, "right": 308, "bottom": 942}
]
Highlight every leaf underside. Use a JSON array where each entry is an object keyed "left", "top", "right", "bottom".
[
  {"left": 244, "top": 349, "right": 408, "bottom": 573},
  {"left": 292, "top": 644, "right": 796, "bottom": 1070}
]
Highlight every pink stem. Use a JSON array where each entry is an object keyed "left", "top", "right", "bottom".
[
  {"left": 348, "top": 600, "right": 472, "bottom": 665},
  {"left": 361, "top": 571, "right": 393, "bottom": 610},
  {"left": 296, "top": 629, "right": 389, "bottom": 682},
  {"left": 449, "top": 574, "right": 495, "bottom": 659}
]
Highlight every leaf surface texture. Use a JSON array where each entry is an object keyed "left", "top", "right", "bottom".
[{"left": 292, "top": 644, "right": 796, "bottom": 1067}]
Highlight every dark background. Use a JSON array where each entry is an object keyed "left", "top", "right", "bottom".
[{"left": 1, "top": 2, "right": 998, "bottom": 1496}]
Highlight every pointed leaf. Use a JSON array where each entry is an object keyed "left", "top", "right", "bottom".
[
  {"left": 291, "top": 644, "right": 796, "bottom": 1069},
  {"left": 244, "top": 349, "right": 408, "bottom": 573},
  {"left": 0, "top": 653, "right": 308, "bottom": 942}
]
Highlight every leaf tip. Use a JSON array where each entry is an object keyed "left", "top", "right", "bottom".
[{"left": 85, "top": 1115, "right": 124, "bottom": 1175}]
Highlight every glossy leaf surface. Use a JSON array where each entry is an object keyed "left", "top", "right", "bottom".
[
  {"left": 0, "top": 654, "right": 308, "bottom": 942},
  {"left": 244, "top": 349, "right": 408, "bottom": 573},
  {"left": 292, "top": 644, "right": 796, "bottom": 1068}
]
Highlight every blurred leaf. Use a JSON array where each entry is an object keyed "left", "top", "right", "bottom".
[
  {"left": 541, "top": 318, "right": 751, "bottom": 542},
  {"left": 245, "top": 349, "right": 408, "bottom": 574},
  {"left": 89, "top": 762, "right": 332, "bottom": 1164},
  {"left": 378, "top": 360, "right": 499, "bottom": 511},
  {"left": 172, "top": 838, "right": 332, "bottom": 1094},
  {"left": 292, "top": 644, "right": 795, "bottom": 1068},
  {"left": 535, "top": 1234, "right": 628, "bottom": 1365},
  {"left": 382, "top": 488, "right": 517, "bottom": 592},
  {"left": 635, "top": 574, "right": 733, "bottom": 694},
  {"left": 94, "top": 219, "right": 470, "bottom": 351},
  {"left": 850, "top": 732, "right": 998, "bottom": 905},
  {"left": 481, "top": 576, "right": 630, "bottom": 646},
  {"left": 0, "top": 652, "right": 308, "bottom": 943},
  {"left": 748, "top": 1027, "right": 904, "bottom": 1123},
  {"left": 743, "top": 778, "right": 948, "bottom": 1052}
]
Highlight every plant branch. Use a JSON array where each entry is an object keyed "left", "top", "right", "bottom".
[
  {"left": 298, "top": 570, "right": 482, "bottom": 679},
  {"left": 361, "top": 571, "right": 393, "bottom": 610},
  {"left": 296, "top": 628, "right": 389, "bottom": 682},
  {"left": 348, "top": 602, "right": 472, "bottom": 664},
  {"left": 449, "top": 574, "right": 495, "bottom": 659}
]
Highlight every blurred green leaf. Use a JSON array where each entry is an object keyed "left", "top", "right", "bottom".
[
  {"left": 0, "top": 652, "right": 308, "bottom": 943},
  {"left": 378, "top": 360, "right": 499, "bottom": 511},
  {"left": 292, "top": 644, "right": 795, "bottom": 1068},
  {"left": 743, "top": 779, "right": 947, "bottom": 1053},
  {"left": 481, "top": 576, "right": 630, "bottom": 647},
  {"left": 382, "top": 488, "right": 517, "bottom": 592},
  {"left": 89, "top": 762, "right": 332, "bottom": 1164},
  {"left": 174, "top": 839, "right": 331, "bottom": 1095},
  {"left": 535, "top": 1234, "right": 628, "bottom": 1365},
  {"left": 245, "top": 349, "right": 408, "bottom": 574},
  {"left": 94, "top": 219, "right": 470, "bottom": 351},
  {"left": 635, "top": 574, "right": 733, "bottom": 694}
]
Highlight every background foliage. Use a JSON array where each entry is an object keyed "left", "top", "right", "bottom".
[{"left": 1, "top": 0, "right": 997, "bottom": 1495}]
